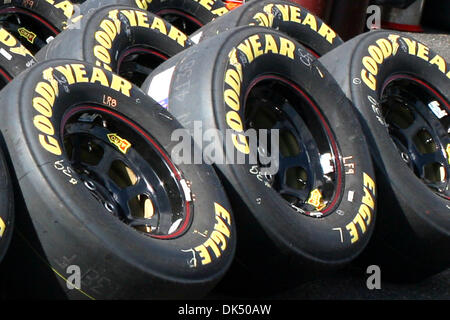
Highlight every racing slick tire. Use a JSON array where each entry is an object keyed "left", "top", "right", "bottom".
[
  {"left": 37, "top": 5, "right": 193, "bottom": 86},
  {"left": 320, "top": 30, "right": 450, "bottom": 282},
  {"left": 77, "top": 0, "right": 235, "bottom": 35},
  {"left": 142, "top": 26, "right": 377, "bottom": 293},
  {"left": 0, "top": 0, "right": 75, "bottom": 54},
  {"left": 0, "top": 27, "right": 36, "bottom": 89},
  {"left": 190, "top": 0, "right": 343, "bottom": 57},
  {"left": 0, "top": 59, "right": 236, "bottom": 299}
]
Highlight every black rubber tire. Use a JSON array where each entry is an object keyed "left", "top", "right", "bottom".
[
  {"left": 0, "top": 59, "right": 236, "bottom": 299},
  {"left": 0, "top": 142, "right": 14, "bottom": 265},
  {"left": 190, "top": 0, "right": 343, "bottom": 57},
  {"left": 320, "top": 30, "right": 450, "bottom": 282},
  {"left": 0, "top": 27, "right": 36, "bottom": 88},
  {"left": 142, "top": 26, "right": 377, "bottom": 293},
  {"left": 0, "top": 27, "right": 32, "bottom": 268},
  {"left": 0, "top": 0, "right": 74, "bottom": 54},
  {"left": 77, "top": 0, "right": 231, "bottom": 35},
  {"left": 37, "top": 5, "right": 193, "bottom": 87},
  {"left": 0, "top": 28, "right": 32, "bottom": 265}
]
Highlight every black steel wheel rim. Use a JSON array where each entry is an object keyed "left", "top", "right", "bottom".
[
  {"left": 244, "top": 75, "right": 343, "bottom": 217},
  {"left": 116, "top": 46, "right": 168, "bottom": 86},
  {"left": 381, "top": 74, "right": 450, "bottom": 199},
  {"left": 61, "top": 106, "right": 193, "bottom": 238},
  {"left": 156, "top": 9, "right": 203, "bottom": 35}
]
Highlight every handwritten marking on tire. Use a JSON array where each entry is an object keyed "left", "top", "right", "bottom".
[{"left": 333, "top": 227, "right": 344, "bottom": 243}]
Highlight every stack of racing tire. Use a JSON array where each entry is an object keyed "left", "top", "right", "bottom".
[{"left": 0, "top": 0, "right": 447, "bottom": 300}]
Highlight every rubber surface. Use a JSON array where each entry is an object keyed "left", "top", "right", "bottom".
[
  {"left": 320, "top": 30, "right": 450, "bottom": 281},
  {"left": 142, "top": 26, "right": 377, "bottom": 293},
  {"left": 0, "top": 27, "right": 36, "bottom": 86},
  {"left": 190, "top": 0, "right": 343, "bottom": 57},
  {"left": 36, "top": 5, "right": 193, "bottom": 86},
  {"left": 0, "top": 59, "right": 236, "bottom": 299}
]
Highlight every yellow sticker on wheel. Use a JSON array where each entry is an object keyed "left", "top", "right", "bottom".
[
  {"left": 0, "top": 217, "right": 5, "bottom": 237},
  {"left": 307, "top": 188, "right": 325, "bottom": 211},
  {"left": 446, "top": 144, "right": 450, "bottom": 165},
  {"left": 107, "top": 133, "right": 132, "bottom": 154},
  {"left": 18, "top": 27, "right": 37, "bottom": 44}
]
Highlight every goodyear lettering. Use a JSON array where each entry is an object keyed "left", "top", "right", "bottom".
[
  {"left": 252, "top": 4, "right": 337, "bottom": 44},
  {"left": 446, "top": 144, "right": 450, "bottom": 164},
  {"left": 361, "top": 35, "right": 450, "bottom": 91},
  {"left": 224, "top": 47, "right": 247, "bottom": 155},
  {"left": 135, "top": 0, "right": 151, "bottom": 10},
  {"left": 93, "top": 9, "right": 187, "bottom": 71},
  {"left": 33, "top": 64, "right": 132, "bottom": 155},
  {"left": 224, "top": 34, "right": 296, "bottom": 154},
  {"left": 194, "top": 0, "right": 229, "bottom": 16},
  {"left": 0, "top": 28, "right": 33, "bottom": 58},
  {"left": 45, "top": 0, "right": 74, "bottom": 18},
  {"left": 237, "top": 34, "right": 295, "bottom": 64},
  {"left": 346, "top": 173, "right": 376, "bottom": 244},
  {"left": 0, "top": 217, "right": 5, "bottom": 237},
  {"left": 136, "top": 0, "right": 230, "bottom": 15},
  {"left": 193, "top": 203, "right": 232, "bottom": 265},
  {"left": 0, "top": 28, "right": 17, "bottom": 47},
  {"left": 54, "top": 0, "right": 74, "bottom": 18}
]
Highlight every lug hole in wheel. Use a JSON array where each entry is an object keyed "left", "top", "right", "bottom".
[
  {"left": 401, "top": 153, "right": 410, "bottom": 163},
  {"left": 244, "top": 77, "right": 341, "bottom": 216},
  {"left": 62, "top": 109, "right": 191, "bottom": 239},
  {"left": 381, "top": 76, "right": 450, "bottom": 198},
  {"left": 414, "top": 129, "right": 437, "bottom": 154},
  {"left": 84, "top": 181, "right": 96, "bottom": 191},
  {"left": 104, "top": 202, "right": 115, "bottom": 213},
  {"left": 109, "top": 160, "right": 137, "bottom": 189},
  {"left": 286, "top": 167, "right": 308, "bottom": 190}
]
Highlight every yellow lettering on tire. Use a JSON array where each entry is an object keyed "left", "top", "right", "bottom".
[
  {"left": 33, "top": 97, "right": 53, "bottom": 117},
  {"left": 345, "top": 172, "right": 376, "bottom": 244},
  {"left": 0, "top": 217, "right": 5, "bottom": 237},
  {"left": 232, "top": 134, "right": 250, "bottom": 155},
  {"left": 38, "top": 135, "right": 62, "bottom": 155},
  {"left": 0, "top": 28, "right": 16, "bottom": 46},
  {"left": 192, "top": 202, "right": 232, "bottom": 266},
  {"left": 34, "top": 115, "right": 54, "bottom": 135},
  {"left": 54, "top": 0, "right": 74, "bottom": 19},
  {"left": 33, "top": 64, "right": 134, "bottom": 155},
  {"left": 224, "top": 89, "right": 240, "bottom": 111}
]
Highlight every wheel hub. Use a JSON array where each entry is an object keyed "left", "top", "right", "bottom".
[
  {"left": 381, "top": 75, "right": 450, "bottom": 199},
  {"left": 62, "top": 108, "right": 192, "bottom": 238}
]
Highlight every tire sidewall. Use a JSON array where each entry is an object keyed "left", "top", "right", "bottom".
[
  {"left": 0, "top": 28, "right": 35, "bottom": 79},
  {"left": 0, "top": 60, "right": 236, "bottom": 298},
  {"left": 194, "top": 0, "right": 343, "bottom": 56},
  {"left": 0, "top": 0, "right": 73, "bottom": 31},
  {"left": 148, "top": 27, "right": 377, "bottom": 264},
  {"left": 348, "top": 31, "right": 450, "bottom": 237},
  {"left": 81, "top": 6, "right": 193, "bottom": 73},
  {"left": 144, "top": 0, "right": 230, "bottom": 25}
]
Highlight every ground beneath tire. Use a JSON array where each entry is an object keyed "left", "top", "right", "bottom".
[
  {"left": 206, "top": 266, "right": 449, "bottom": 300},
  {"left": 268, "top": 267, "right": 450, "bottom": 300}
]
